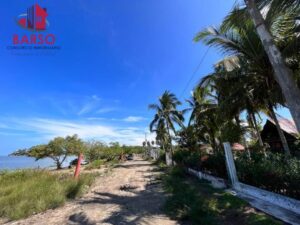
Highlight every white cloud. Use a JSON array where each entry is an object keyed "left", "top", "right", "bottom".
[
  {"left": 78, "top": 104, "right": 95, "bottom": 115},
  {"left": 96, "top": 107, "right": 116, "bottom": 114},
  {"left": 78, "top": 95, "right": 101, "bottom": 115},
  {"left": 0, "top": 117, "right": 151, "bottom": 146},
  {"left": 123, "top": 116, "right": 146, "bottom": 122}
]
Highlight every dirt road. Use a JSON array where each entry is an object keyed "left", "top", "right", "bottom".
[{"left": 7, "top": 158, "right": 179, "bottom": 225}]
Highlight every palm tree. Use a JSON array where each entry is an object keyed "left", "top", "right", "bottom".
[
  {"left": 194, "top": 4, "right": 296, "bottom": 156},
  {"left": 244, "top": 0, "right": 300, "bottom": 132},
  {"left": 149, "top": 91, "right": 184, "bottom": 165},
  {"left": 186, "top": 86, "right": 222, "bottom": 152},
  {"left": 198, "top": 67, "right": 265, "bottom": 149},
  {"left": 153, "top": 121, "right": 169, "bottom": 153}
]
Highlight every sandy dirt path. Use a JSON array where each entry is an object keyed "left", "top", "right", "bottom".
[{"left": 7, "top": 158, "right": 180, "bottom": 225}]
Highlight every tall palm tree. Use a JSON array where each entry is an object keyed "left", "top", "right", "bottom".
[
  {"left": 244, "top": 0, "right": 300, "bottom": 132},
  {"left": 186, "top": 86, "right": 215, "bottom": 126},
  {"left": 198, "top": 67, "right": 265, "bottom": 149},
  {"left": 187, "top": 84, "right": 245, "bottom": 152},
  {"left": 153, "top": 121, "right": 169, "bottom": 154},
  {"left": 149, "top": 91, "right": 184, "bottom": 165},
  {"left": 194, "top": 4, "right": 296, "bottom": 156}
]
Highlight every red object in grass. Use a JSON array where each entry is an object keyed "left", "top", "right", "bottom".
[
  {"left": 74, "top": 153, "right": 83, "bottom": 178},
  {"left": 201, "top": 155, "right": 209, "bottom": 162}
]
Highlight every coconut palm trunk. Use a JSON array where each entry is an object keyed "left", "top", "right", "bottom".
[
  {"left": 267, "top": 102, "right": 291, "bottom": 156},
  {"left": 248, "top": 112, "right": 264, "bottom": 147},
  {"left": 166, "top": 122, "right": 174, "bottom": 166},
  {"left": 235, "top": 115, "right": 250, "bottom": 157},
  {"left": 245, "top": 0, "right": 300, "bottom": 132}
]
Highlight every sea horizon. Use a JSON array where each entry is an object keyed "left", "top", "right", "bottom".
[{"left": 0, "top": 156, "right": 75, "bottom": 170}]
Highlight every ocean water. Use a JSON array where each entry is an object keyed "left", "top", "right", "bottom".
[{"left": 0, "top": 156, "right": 75, "bottom": 170}]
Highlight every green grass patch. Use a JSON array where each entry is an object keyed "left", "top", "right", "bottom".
[
  {"left": 161, "top": 166, "right": 283, "bottom": 225},
  {"left": 85, "top": 159, "right": 106, "bottom": 170},
  {"left": 0, "top": 169, "right": 95, "bottom": 221}
]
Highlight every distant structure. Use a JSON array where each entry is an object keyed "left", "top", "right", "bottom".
[{"left": 261, "top": 118, "right": 299, "bottom": 153}]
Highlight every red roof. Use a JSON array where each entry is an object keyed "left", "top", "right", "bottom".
[
  {"left": 268, "top": 118, "right": 298, "bottom": 136},
  {"left": 231, "top": 143, "right": 245, "bottom": 151}
]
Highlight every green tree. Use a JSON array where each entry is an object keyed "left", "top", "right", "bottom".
[
  {"left": 149, "top": 91, "right": 184, "bottom": 165},
  {"left": 12, "top": 135, "right": 84, "bottom": 169},
  {"left": 84, "top": 140, "right": 107, "bottom": 163},
  {"left": 244, "top": 0, "right": 300, "bottom": 133},
  {"left": 194, "top": 3, "right": 300, "bottom": 156}
]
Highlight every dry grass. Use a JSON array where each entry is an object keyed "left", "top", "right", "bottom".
[{"left": 0, "top": 169, "right": 95, "bottom": 221}]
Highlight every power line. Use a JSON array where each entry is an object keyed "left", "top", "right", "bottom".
[
  {"left": 179, "top": 47, "right": 210, "bottom": 98},
  {"left": 179, "top": 0, "right": 239, "bottom": 99}
]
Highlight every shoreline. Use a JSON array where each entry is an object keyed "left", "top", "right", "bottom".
[{"left": 0, "top": 155, "right": 75, "bottom": 171}]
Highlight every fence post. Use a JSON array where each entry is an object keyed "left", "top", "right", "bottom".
[
  {"left": 223, "top": 142, "right": 240, "bottom": 190},
  {"left": 165, "top": 151, "right": 172, "bottom": 166},
  {"left": 74, "top": 153, "right": 83, "bottom": 179}
]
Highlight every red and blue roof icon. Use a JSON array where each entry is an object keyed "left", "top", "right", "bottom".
[{"left": 17, "top": 4, "right": 49, "bottom": 31}]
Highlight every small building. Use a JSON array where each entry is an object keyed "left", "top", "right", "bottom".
[{"left": 261, "top": 118, "right": 299, "bottom": 153}]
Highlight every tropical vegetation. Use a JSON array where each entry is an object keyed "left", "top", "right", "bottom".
[
  {"left": 149, "top": 0, "right": 300, "bottom": 199},
  {"left": 149, "top": 91, "right": 184, "bottom": 165},
  {"left": 11, "top": 137, "right": 144, "bottom": 170},
  {"left": 12, "top": 135, "right": 84, "bottom": 170},
  {"left": 161, "top": 166, "right": 282, "bottom": 225}
]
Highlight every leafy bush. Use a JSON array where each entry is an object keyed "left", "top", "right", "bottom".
[
  {"left": 0, "top": 170, "right": 95, "bottom": 220},
  {"left": 85, "top": 159, "right": 106, "bottom": 170},
  {"left": 84, "top": 141, "right": 144, "bottom": 163},
  {"left": 173, "top": 149, "right": 300, "bottom": 200},
  {"left": 173, "top": 150, "right": 227, "bottom": 179},
  {"left": 173, "top": 150, "right": 202, "bottom": 168},
  {"left": 200, "top": 152, "right": 228, "bottom": 179},
  {"left": 122, "top": 146, "right": 144, "bottom": 155},
  {"left": 236, "top": 152, "right": 300, "bottom": 200},
  {"left": 162, "top": 166, "right": 282, "bottom": 225}
]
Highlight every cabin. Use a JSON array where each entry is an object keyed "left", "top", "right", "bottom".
[{"left": 261, "top": 118, "right": 299, "bottom": 153}]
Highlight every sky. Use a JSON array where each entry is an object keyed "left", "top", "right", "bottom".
[{"left": 0, "top": 0, "right": 291, "bottom": 155}]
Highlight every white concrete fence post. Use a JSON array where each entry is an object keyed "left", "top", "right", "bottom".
[
  {"left": 223, "top": 142, "right": 240, "bottom": 190},
  {"left": 165, "top": 151, "right": 172, "bottom": 166}
]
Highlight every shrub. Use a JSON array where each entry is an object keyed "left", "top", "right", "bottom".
[
  {"left": 173, "top": 150, "right": 227, "bottom": 179},
  {"left": 0, "top": 170, "right": 95, "bottom": 220},
  {"left": 85, "top": 159, "right": 106, "bottom": 170},
  {"left": 200, "top": 152, "right": 228, "bottom": 179},
  {"left": 173, "top": 150, "right": 201, "bottom": 168},
  {"left": 173, "top": 149, "right": 300, "bottom": 200},
  {"left": 236, "top": 152, "right": 300, "bottom": 200},
  {"left": 84, "top": 141, "right": 144, "bottom": 163},
  {"left": 162, "top": 166, "right": 281, "bottom": 225}
]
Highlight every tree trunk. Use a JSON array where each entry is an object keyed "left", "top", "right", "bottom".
[
  {"left": 161, "top": 144, "right": 168, "bottom": 165},
  {"left": 166, "top": 123, "right": 174, "bottom": 166},
  {"left": 209, "top": 130, "right": 217, "bottom": 153},
  {"left": 268, "top": 103, "right": 291, "bottom": 156},
  {"left": 245, "top": 0, "right": 300, "bottom": 132},
  {"left": 235, "top": 115, "right": 247, "bottom": 146},
  {"left": 235, "top": 115, "right": 250, "bottom": 157},
  {"left": 55, "top": 160, "right": 62, "bottom": 170},
  {"left": 250, "top": 112, "right": 264, "bottom": 147}
]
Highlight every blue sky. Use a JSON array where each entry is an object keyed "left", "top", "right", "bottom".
[{"left": 0, "top": 0, "right": 291, "bottom": 155}]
